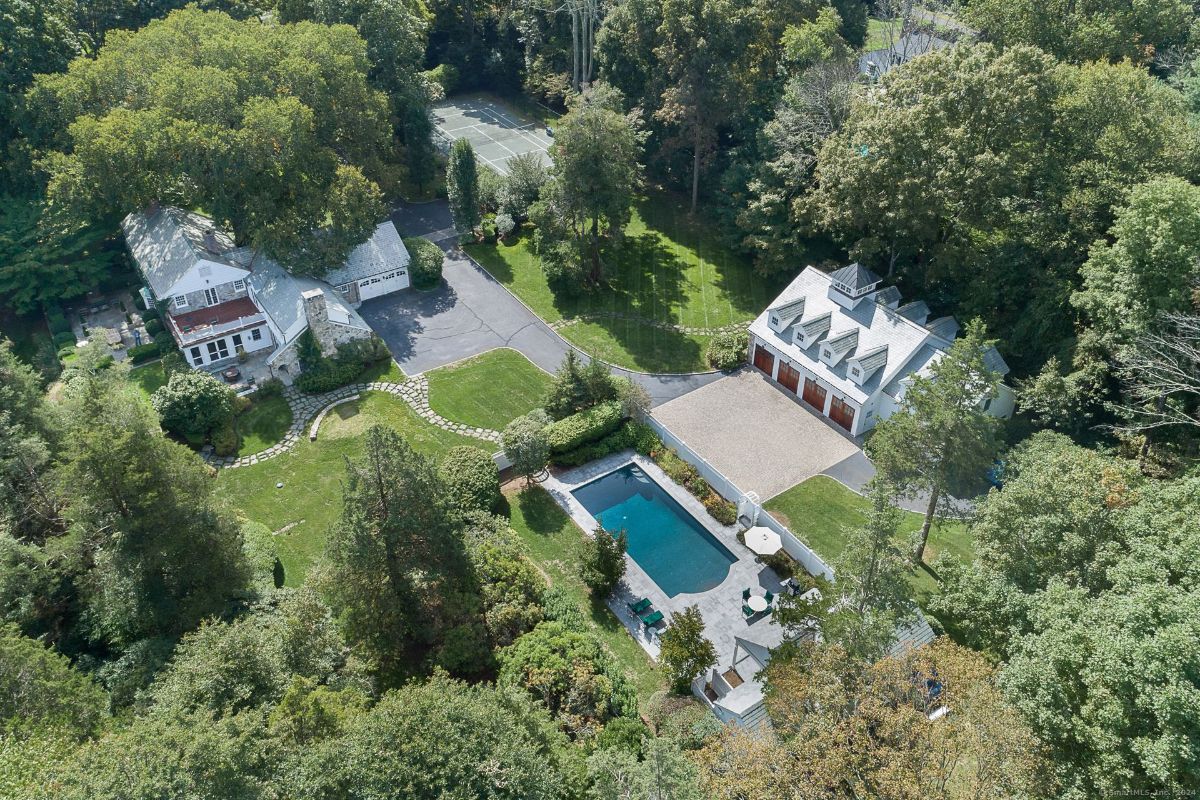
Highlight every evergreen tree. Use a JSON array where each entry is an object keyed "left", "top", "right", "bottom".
[
  {"left": 578, "top": 525, "right": 627, "bottom": 596},
  {"left": 866, "top": 319, "right": 1004, "bottom": 563},
  {"left": 447, "top": 138, "right": 481, "bottom": 233}
]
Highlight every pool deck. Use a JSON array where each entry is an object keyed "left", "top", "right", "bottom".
[{"left": 542, "top": 451, "right": 788, "bottom": 671}]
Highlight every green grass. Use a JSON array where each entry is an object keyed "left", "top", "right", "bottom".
[
  {"left": 235, "top": 395, "right": 293, "bottom": 456},
  {"left": 505, "top": 485, "right": 663, "bottom": 707},
  {"left": 764, "top": 476, "right": 972, "bottom": 606},
  {"left": 426, "top": 348, "right": 553, "bottom": 431},
  {"left": 466, "top": 191, "right": 795, "bottom": 373},
  {"left": 357, "top": 358, "right": 406, "bottom": 383},
  {"left": 865, "top": 17, "right": 900, "bottom": 50},
  {"left": 215, "top": 391, "right": 491, "bottom": 585},
  {"left": 127, "top": 362, "right": 168, "bottom": 400}
]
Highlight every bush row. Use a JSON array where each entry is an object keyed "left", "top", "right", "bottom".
[
  {"left": 294, "top": 360, "right": 360, "bottom": 394},
  {"left": 544, "top": 400, "right": 624, "bottom": 454},
  {"left": 551, "top": 420, "right": 659, "bottom": 467},
  {"left": 649, "top": 444, "right": 738, "bottom": 526},
  {"left": 127, "top": 343, "right": 161, "bottom": 364}
]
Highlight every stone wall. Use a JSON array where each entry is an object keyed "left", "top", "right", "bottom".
[{"left": 301, "top": 288, "right": 371, "bottom": 357}]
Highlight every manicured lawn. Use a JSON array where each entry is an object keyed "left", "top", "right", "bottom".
[
  {"left": 426, "top": 348, "right": 553, "bottom": 431},
  {"left": 235, "top": 394, "right": 293, "bottom": 456},
  {"left": 215, "top": 391, "right": 491, "bottom": 585},
  {"left": 357, "top": 358, "right": 406, "bottom": 383},
  {"left": 466, "top": 191, "right": 798, "bottom": 373},
  {"left": 505, "top": 484, "right": 663, "bottom": 707},
  {"left": 764, "top": 476, "right": 973, "bottom": 606},
  {"left": 127, "top": 362, "right": 168, "bottom": 400}
]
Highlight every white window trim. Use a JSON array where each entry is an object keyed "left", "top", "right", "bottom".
[
  {"left": 233, "top": 279, "right": 246, "bottom": 291},
  {"left": 174, "top": 295, "right": 188, "bottom": 309}
]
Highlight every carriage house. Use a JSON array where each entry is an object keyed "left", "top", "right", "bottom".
[
  {"left": 122, "top": 207, "right": 409, "bottom": 379},
  {"left": 747, "top": 264, "right": 1015, "bottom": 436}
]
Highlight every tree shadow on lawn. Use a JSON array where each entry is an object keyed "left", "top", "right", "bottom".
[
  {"left": 600, "top": 230, "right": 690, "bottom": 326},
  {"left": 513, "top": 484, "right": 570, "bottom": 536},
  {"left": 573, "top": 314, "right": 706, "bottom": 373}
]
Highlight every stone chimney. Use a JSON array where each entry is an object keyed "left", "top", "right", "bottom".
[{"left": 301, "top": 288, "right": 335, "bottom": 356}]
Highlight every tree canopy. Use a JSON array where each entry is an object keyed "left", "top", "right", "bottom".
[{"left": 29, "top": 8, "right": 391, "bottom": 273}]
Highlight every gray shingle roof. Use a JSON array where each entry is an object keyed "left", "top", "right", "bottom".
[
  {"left": 874, "top": 285, "right": 902, "bottom": 306},
  {"left": 829, "top": 262, "right": 881, "bottom": 291},
  {"left": 323, "top": 221, "right": 410, "bottom": 287},
  {"left": 897, "top": 301, "right": 930, "bottom": 324},
  {"left": 246, "top": 256, "right": 368, "bottom": 358},
  {"left": 121, "top": 208, "right": 241, "bottom": 297}
]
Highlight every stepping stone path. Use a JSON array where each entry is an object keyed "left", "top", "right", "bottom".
[
  {"left": 548, "top": 311, "right": 749, "bottom": 337},
  {"left": 204, "top": 376, "right": 501, "bottom": 470}
]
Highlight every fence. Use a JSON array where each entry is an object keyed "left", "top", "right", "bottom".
[{"left": 644, "top": 414, "right": 835, "bottom": 581}]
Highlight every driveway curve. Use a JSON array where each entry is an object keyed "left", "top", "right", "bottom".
[{"left": 362, "top": 205, "right": 724, "bottom": 406}]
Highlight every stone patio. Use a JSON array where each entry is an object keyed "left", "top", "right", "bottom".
[{"left": 542, "top": 451, "right": 791, "bottom": 669}]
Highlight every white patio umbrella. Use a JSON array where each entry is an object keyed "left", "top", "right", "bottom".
[{"left": 744, "top": 526, "right": 782, "bottom": 556}]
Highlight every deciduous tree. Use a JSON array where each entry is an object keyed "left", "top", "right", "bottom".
[
  {"left": 657, "top": 605, "right": 716, "bottom": 693},
  {"left": 577, "top": 525, "right": 627, "bottom": 596},
  {"left": 503, "top": 410, "right": 552, "bottom": 483}
]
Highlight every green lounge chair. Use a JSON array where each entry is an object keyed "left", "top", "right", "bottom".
[
  {"left": 628, "top": 598, "right": 652, "bottom": 614},
  {"left": 742, "top": 588, "right": 751, "bottom": 601},
  {"left": 742, "top": 604, "right": 755, "bottom": 617},
  {"left": 641, "top": 610, "right": 664, "bottom": 626},
  {"left": 764, "top": 591, "right": 775, "bottom": 604}
]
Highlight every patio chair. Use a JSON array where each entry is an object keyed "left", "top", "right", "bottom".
[
  {"left": 742, "top": 604, "right": 755, "bottom": 617},
  {"left": 628, "top": 598, "right": 652, "bottom": 614},
  {"left": 764, "top": 591, "right": 774, "bottom": 604},
  {"left": 641, "top": 610, "right": 664, "bottom": 627},
  {"left": 742, "top": 588, "right": 751, "bottom": 601}
]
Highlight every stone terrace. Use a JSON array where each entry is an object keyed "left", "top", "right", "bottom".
[{"left": 542, "top": 451, "right": 789, "bottom": 668}]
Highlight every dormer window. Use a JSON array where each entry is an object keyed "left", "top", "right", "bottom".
[
  {"left": 851, "top": 367, "right": 861, "bottom": 378},
  {"left": 233, "top": 279, "right": 245, "bottom": 291},
  {"left": 174, "top": 295, "right": 188, "bottom": 309},
  {"left": 822, "top": 348, "right": 832, "bottom": 359},
  {"left": 770, "top": 315, "right": 778, "bottom": 326}
]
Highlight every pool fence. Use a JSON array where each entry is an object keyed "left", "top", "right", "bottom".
[{"left": 644, "top": 414, "right": 835, "bottom": 581}]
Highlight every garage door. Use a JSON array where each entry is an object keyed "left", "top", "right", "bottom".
[
  {"left": 829, "top": 395, "right": 856, "bottom": 432},
  {"left": 752, "top": 344, "right": 775, "bottom": 377},
  {"left": 801, "top": 377, "right": 827, "bottom": 411},
  {"left": 777, "top": 361, "right": 800, "bottom": 394},
  {"left": 357, "top": 269, "right": 411, "bottom": 302}
]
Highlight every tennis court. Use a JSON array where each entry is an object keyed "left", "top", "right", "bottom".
[{"left": 432, "top": 95, "right": 554, "bottom": 176}]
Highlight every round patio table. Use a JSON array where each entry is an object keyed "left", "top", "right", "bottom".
[{"left": 747, "top": 595, "right": 768, "bottom": 613}]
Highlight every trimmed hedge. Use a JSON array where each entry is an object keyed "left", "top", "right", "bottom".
[
  {"left": 127, "top": 343, "right": 161, "bottom": 364},
  {"left": 294, "top": 360, "right": 359, "bottom": 393},
  {"left": 551, "top": 420, "right": 659, "bottom": 467},
  {"left": 144, "top": 318, "right": 164, "bottom": 336},
  {"left": 545, "top": 401, "right": 624, "bottom": 454},
  {"left": 53, "top": 331, "right": 76, "bottom": 348}
]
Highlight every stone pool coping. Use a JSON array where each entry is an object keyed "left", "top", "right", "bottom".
[{"left": 541, "top": 451, "right": 787, "bottom": 668}]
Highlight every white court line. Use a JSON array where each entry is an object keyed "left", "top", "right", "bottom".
[{"left": 477, "top": 106, "right": 550, "bottom": 154}]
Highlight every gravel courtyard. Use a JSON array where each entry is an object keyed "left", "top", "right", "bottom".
[{"left": 651, "top": 368, "right": 862, "bottom": 501}]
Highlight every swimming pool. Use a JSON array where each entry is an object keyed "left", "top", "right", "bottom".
[{"left": 571, "top": 463, "right": 737, "bottom": 597}]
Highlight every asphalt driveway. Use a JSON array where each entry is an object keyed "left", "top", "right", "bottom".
[{"left": 358, "top": 241, "right": 722, "bottom": 407}]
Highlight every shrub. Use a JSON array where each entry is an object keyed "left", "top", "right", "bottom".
[
  {"left": 212, "top": 420, "right": 239, "bottom": 457},
  {"left": 704, "top": 494, "right": 738, "bottom": 526},
  {"left": 294, "top": 361, "right": 359, "bottom": 394},
  {"left": 503, "top": 410, "right": 552, "bottom": 480},
  {"left": 439, "top": 446, "right": 501, "bottom": 513},
  {"left": 550, "top": 420, "right": 659, "bottom": 467},
  {"left": 127, "top": 343, "right": 161, "bottom": 364},
  {"left": 52, "top": 331, "right": 76, "bottom": 348},
  {"left": 706, "top": 329, "right": 749, "bottom": 370},
  {"left": 540, "top": 584, "right": 587, "bottom": 630},
  {"left": 255, "top": 377, "right": 284, "bottom": 399},
  {"left": 578, "top": 525, "right": 626, "bottom": 596},
  {"left": 334, "top": 335, "right": 389, "bottom": 367},
  {"left": 545, "top": 401, "right": 624, "bottom": 454},
  {"left": 152, "top": 370, "right": 236, "bottom": 437},
  {"left": 232, "top": 394, "right": 253, "bottom": 415},
  {"left": 140, "top": 305, "right": 160, "bottom": 322},
  {"left": 495, "top": 213, "right": 515, "bottom": 239},
  {"left": 404, "top": 236, "right": 445, "bottom": 289},
  {"left": 144, "top": 318, "right": 164, "bottom": 336},
  {"left": 595, "top": 716, "right": 649, "bottom": 755}
]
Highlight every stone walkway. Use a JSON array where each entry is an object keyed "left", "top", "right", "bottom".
[
  {"left": 548, "top": 311, "right": 749, "bottom": 337},
  {"left": 204, "top": 375, "right": 501, "bottom": 469}
]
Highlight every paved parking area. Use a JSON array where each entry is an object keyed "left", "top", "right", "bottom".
[
  {"left": 432, "top": 95, "right": 553, "bottom": 175},
  {"left": 651, "top": 369, "right": 862, "bottom": 501}
]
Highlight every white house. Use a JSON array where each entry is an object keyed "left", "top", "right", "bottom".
[
  {"left": 747, "top": 264, "right": 1014, "bottom": 436},
  {"left": 122, "top": 207, "right": 409, "bottom": 379}
]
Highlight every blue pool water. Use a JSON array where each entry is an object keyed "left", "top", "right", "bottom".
[{"left": 571, "top": 463, "right": 737, "bottom": 597}]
